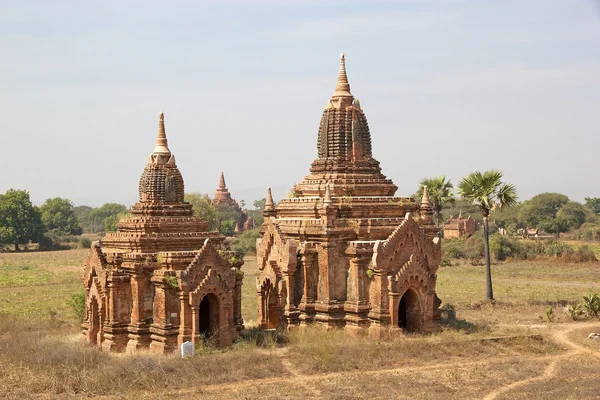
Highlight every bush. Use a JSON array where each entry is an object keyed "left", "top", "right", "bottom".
[
  {"left": 67, "top": 291, "right": 86, "bottom": 321},
  {"left": 231, "top": 230, "right": 260, "bottom": 254},
  {"left": 78, "top": 237, "right": 92, "bottom": 249},
  {"left": 442, "top": 232, "right": 484, "bottom": 263}
]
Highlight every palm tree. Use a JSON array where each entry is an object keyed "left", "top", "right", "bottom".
[
  {"left": 415, "top": 176, "right": 455, "bottom": 227},
  {"left": 457, "top": 170, "right": 517, "bottom": 301}
]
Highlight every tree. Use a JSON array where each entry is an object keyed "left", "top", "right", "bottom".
[
  {"left": 184, "top": 193, "right": 219, "bottom": 231},
  {"left": 458, "top": 170, "right": 517, "bottom": 301},
  {"left": 519, "top": 193, "right": 569, "bottom": 235},
  {"left": 39, "top": 197, "right": 82, "bottom": 236},
  {"left": 73, "top": 205, "right": 93, "bottom": 233},
  {"left": 0, "top": 189, "right": 44, "bottom": 250},
  {"left": 89, "top": 203, "right": 127, "bottom": 234},
  {"left": 415, "top": 176, "right": 455, "bottom": 227},
  {"left": 219, "top": 220, "right": 236, "bottom": 236},
  {"left": 556, "top": 201, "right": 587, "bottom": 231},
  {"left": 253, "top": 198, "right": 266, "bottom": 211},
  {"left": 239, "top": 200, "right": 246, "bottom": 209},
  {"left": 584, "top": 197, "right": 600, "bottom": 215}
]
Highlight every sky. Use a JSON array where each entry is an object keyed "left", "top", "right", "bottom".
[{"left": 1, "top": 0, "right": 599, "bottom": 207}]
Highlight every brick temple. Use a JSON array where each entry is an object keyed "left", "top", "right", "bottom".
[
  {"left": 256, "top": 54, "right": 442, "bottom": 335},
  {"left": 212, "top": 172, "right": 251, "bottom": 232},
  {"left": 82, "top": 113, "right": 244, "bottom": 353}
]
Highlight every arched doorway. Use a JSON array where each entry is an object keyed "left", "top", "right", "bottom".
[
  {"left": 199, "top": 294, "right": 220, "bottom": 341},
  {"left": 398, "top": 289, "right": 422, "bottom": 333},
  {"left": 89, "top": 296, "right": 101, "bottom": 345},
  {"left": 260, "top": 279, "right": 280, "bottom": 329}
]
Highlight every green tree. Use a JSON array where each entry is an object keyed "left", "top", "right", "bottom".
[
  {"left": 415, "top": 176, "right": 455, "bottom": 227},
  {"left": 519, "top": 193, "right": 570, "bottom": 236},
  {"left": 231, "top": 229, "right": 260, "bottom": 254},
  {"left": 0, "top": 189, "right": 44, "bottom": 250},
  {"left": 253, "top": 198, "right": 266, "bottom": 211},
  {"left": 584, "top": 197, "right": 600, "bottom": 215},
  {"left": 73, "top": 205, "right": 94, "bottom": 233},
  {"left": 219, "top": 220, "right": 236, "bottom": 236},
  {"left": 39, "top": 197, "right": 82, "bottom": 235},
  {"left": 556, "top": 201, "right": 587, "bottom": 231},
  {"left": 458, "top": 170, "right": 517, "bottom": 301},
  {"left": 89, "top": 203, "right": 127, "bottom": 234},
  {"left": 185, "top": 193, "right": 219, "bottom": 230}
]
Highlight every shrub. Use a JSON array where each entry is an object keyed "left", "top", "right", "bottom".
[
  {"left": 67, "top": 291, "right": 86, "bottom": 322},
  {"left": 581, "top": 294, "right": 600, "bottom": 318},
  {"left": 79, "top": 237, "right": 92, "bottom": 249},
  {"left": 231, "top": 230, "right": 260, "bottom": 254},
  {"left": 563, "top": 303, "right": 584, "bottom": 321}
]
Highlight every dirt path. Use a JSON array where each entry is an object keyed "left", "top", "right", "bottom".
[
  {"left": 175, "top": 322, "right": 600, "bottom": 398},
  {"left": 482, "top": 321, "right": 600, "bottom": 400}
]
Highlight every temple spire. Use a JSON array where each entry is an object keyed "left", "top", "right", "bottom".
[
  {"left": 218, "top": 172, "right": 226, "bottom": 190},
  {"left": 421, "top": 185, "right": 431, "bottom": 207},
  {"left": 153, "top": 112, "right": 170, "bottom": 154},
  {"left": 332, "top": 53, "right": 353, "bottom": 99},
  {"left": 458, "top": 209, "right": 463, "bottom": 219},
  {"left": 265, "top": 187, "right": 275, "bottom": 210}
]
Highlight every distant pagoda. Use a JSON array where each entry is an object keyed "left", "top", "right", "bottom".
[
  {"left": 83, "top": 113, "right": 244, "bottom": 353},
  {"left": 211, "top": 172, "right": 248, "bottom": 233},
  {"left": 256, "top": 54, "right": 442, "bottom": 335}
]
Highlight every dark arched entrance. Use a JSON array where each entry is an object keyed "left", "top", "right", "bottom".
[
  {"left": 398, "top": 289, "right": 422, "bottom": 333},
  {"left": 89, "top": 296, "right": 101, "bottom": 345},
  {"left": 199, "top": 294, "right": 220, "bottom": 341},
  {"left": 260, "top": 279, "right": 279, "bottom": 329}
]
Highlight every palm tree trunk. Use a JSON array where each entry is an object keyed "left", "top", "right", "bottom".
[{"left": 482, "top": 215, "right": 494, "bottom": 301}]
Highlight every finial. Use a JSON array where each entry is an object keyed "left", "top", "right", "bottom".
[
  {"left": 324, "top": 182, "right": 332, "bottom": 206},
  {"left": 421, "top": 185, "right": 431, "bottom": 207},
  {"left": 332, "top": 52, "right": 352, "bottom": 98},
  {"left": 218, "top": 172, "right": 226, "bottom": 190},
  {"left": 153, "top": 111, "right": 170, "bottom": 154},
  {"left": 458, "top": 209, "right": 462, "bottom": 219},
  {"left": 265, "top": 187, "right": 275, "bottom": 210}
]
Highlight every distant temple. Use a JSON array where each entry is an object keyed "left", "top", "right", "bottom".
[
  {"left": 82, "top": 113, "right": 244, "bottom": 353},
  {"left": 212, "top": 172, "right": 249, "bottom": 233},
  {"left": 255, "top": 54, "right": 442, "bottom": 335},
  {"left": 443, "top": 211, "right": 477, "bottom": 238}
]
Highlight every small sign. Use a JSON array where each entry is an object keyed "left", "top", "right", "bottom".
[{"left": 181, "top": 341, "right": 194, "bottom": 358}]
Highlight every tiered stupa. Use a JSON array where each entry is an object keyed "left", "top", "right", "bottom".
[
  {"left": 82, "top": 113, "right": 244, "bottom": 353},
  {"left": 256, "top": 55, "right": 442, "bottom": 335},
  {"left": 212, "top": 172, "right": 248, "bottom": 233}
]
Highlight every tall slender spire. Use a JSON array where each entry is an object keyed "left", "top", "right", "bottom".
[
  {"left": 153, "top": 112, "right": 170, "bottom": 154},
  {"left": 218, "top": 172, "right": 226, "bottom": 190},
  {"left": 458, "top": 209, "right": 463, "bottom": 219},
  {"left": 265, "top": 187, "right": 275, "bottom": 210},
  {"left": 421, "top": 185, "right": 431, "bottom": 207},
  {"left": 333, "top": 53, "right": 353, "bottom": 98}
]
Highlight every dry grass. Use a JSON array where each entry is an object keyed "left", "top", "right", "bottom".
[{"left": 0, "top": 249, "right": 599, "bottom": 398}]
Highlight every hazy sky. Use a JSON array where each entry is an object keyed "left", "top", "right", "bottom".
[{"left": 2, "top": 0, "right": 599, "bottom": 207}]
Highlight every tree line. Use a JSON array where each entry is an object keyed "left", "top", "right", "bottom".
[{"left": 0, "top": 189, "right": 267, "bottom": 250}]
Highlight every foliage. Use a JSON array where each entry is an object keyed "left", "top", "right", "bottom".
[
  {"left": 414, "top": 176, "right": 455, "bottom": 226},
  {"left": 518, "top": 193, "right": 587, "bottom": 235},
  {"left": 79, "top": 237, "right": 92, "bottom": 249},
  {"left": 73, "top": 205, "right": 93, "bottom": 233},
  {"left": 563, "top": 303, "right": 584, "bottom": 321},
  {"left": 88, "top": 203, "right": 127, "bottom": 234},
  {"left": 442, "top": 199, "right": 482, "bottom": 223},
  {"left": 581, "top": 293, "right": 600, "bottom": 318},
  {"left": 253, "top": 198, "right": 266, "bottom": 211},
  {"left": 67, "top": 290, "right": 86, "bottom": 321},
  {"left": 185, "top": 193, "right": 219, "bottom": 231},
  {"left": 165, "top": 276, "right": 179, "bottom": 291},
  {"left": 584, "top": 197, "right": 600, "bottom": 215},
  {"left": 443, "top": 232, "right": 485, "bottom": 263},
  {"left": 219, "top": 220, "right": 236, "bottom": 236},
  {"left": 231, "top": 230, "right": 260, "bottom": 254},
  {"left": 544, "top": 306, "right": 554, "bottom": 323},
  {"left": 39, "top": 197, "right": 82, "bottom": 236},
  {"left": 574, "top": 223, "right": 600, "bottom": 241},
  {"left": 0, "top": 189, "right": 44, "bottom": 249}
]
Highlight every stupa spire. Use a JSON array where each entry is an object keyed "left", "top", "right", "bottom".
[
  {"left": 218, "top": 171, "right": 226, "bottom": 190},
  {"left": 332, "top": 53, "right": 353, "bottom": 99},
  {"left": 421, "top": 185, "right": 431, "bottom": 207},
  {"left": 153, "top": 112, "right": 170, "bottom": 154},
  {"left": 265, "top": 187, "right": 275, "bottom": 210}
]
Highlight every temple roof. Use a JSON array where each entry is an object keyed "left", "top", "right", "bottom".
[{"left": 138, "top": 113, "right": 185, "bottom": 203}]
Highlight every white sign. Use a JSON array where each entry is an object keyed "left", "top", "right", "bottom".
[{"left": 181, "top": 341, "right": 194, "bottom": 358}]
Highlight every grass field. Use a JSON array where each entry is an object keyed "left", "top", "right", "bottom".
[{"left": 0, "top": 248, "right": 599, "bottom": 398}]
